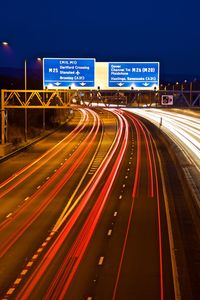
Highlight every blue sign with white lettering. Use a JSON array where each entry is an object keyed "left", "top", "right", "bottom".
[
  {"left": 108, "top": 62, "right": 159, "bottom": 89},
  {"left": 43, "top": 58, "right": 95, "bottom": 89}
]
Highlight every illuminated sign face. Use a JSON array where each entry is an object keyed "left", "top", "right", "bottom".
[
  {"left": 108, "top": 62, "right": 159, "bottom": 90},
  {"left": 43, "top": 58, "right": 95, "bottom": 89},
  {"left": 161, "top": 95, "right": 173, "bottom": 105}
]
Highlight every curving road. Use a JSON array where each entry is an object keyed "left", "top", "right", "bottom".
[{"left": 0, "top": 108, "right": 199, "bottom": 300}]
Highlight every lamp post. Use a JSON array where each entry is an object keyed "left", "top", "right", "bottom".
[
  {"left": 181, "top": 80, "right": 187, "bottom": 92},
  {"left": 24, "top": 59, "right": 28, "bottom": 142},
  {"left": 36, "top": 58, "right": 45, "bottom": 130},
  {"left": 1, "top": 41, "right": 9, "bottom": 145}
]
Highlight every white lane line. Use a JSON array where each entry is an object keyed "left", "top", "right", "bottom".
[
  {"left": 7, "top": 288, "right": 15, "bottom": 295},
  {"left": 123, "top": 184, "right": 126, "bottom": 188},
  {"left": 6, "top": 213, "right": 13, "bottom": 218},
  {"left": 119, "top": 195, "right": 123, "bottom": 199},
  {"left": 24, "top": 196, "right": 29, "bottom": 201},
  {"left": 26, "top": 261, "right": 33, "bottom": 267},
  {"left": 37, "top": 185, "right": 41, "bottom": 190},
  {"left": 37, "top": 248, "right": 43, "bottom": 253},
  {"left": 14, "top": 278, "right": 22, "bottom": 285},
  {"left": 46, "top": 176, "right": 49, "bottom": 180},
  {"left": 21, "top": 269, "right": 28, "bottom": 275},
  {"left": 98, "top": 256, "right": 104, "bottom": 265},
  {"left": 114, "top": 211, "right": 118, "bottom": 217},
  {"left": 107, "top": 229, "right": 112, "bottom": 236}
]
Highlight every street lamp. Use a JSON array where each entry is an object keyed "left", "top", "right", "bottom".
[
  {"left": 181, "top": 79, "right": 187, "bottom": 91},
  {"left": 2, "top": 41, "right": 9, "bottom": 46}
]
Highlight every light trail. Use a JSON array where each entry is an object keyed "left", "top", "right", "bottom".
[
  {"left": 14, "top": 110, "right": 129, "bottom": 300},
  {"left": 112, "top": 111, "right": 164, "bottom": 300},
  {"left": 0, "top": 109, "right": 88, "bottom": 196},
  {"left": 0, "top": 109, "right": 101, "bottom": 258},
  {"left": 124, "top": 108, "right": 200, "bottom": 171}
]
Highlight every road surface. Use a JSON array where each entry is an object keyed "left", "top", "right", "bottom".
[{"left": 0, "top": 108, "right": 199, "bottom": 300}]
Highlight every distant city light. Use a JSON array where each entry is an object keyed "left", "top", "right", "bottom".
[{"left": 2, "top": 41, "right": 9, "bottom": 46}]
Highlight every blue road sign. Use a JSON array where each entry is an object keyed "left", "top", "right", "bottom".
[
  {"left": 43, "top": 58, "right": 95, "bottom": 89},
  {"left": 108, "top": 62, "right": 159, "bottom": 89}
]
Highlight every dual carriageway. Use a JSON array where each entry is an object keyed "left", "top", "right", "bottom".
[{"left": 0, "top": 107, "right": 199, "bottom": 299}]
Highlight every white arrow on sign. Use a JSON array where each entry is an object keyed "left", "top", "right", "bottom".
[
  {"left": 118, "top": 83, "right": 124, "bottom": 86},
  {"left": 143, "top": 82, "right": 150, "bottom": 86},
  {"left": 54, "top": 82, "right": 61, "bottom": 86},
  {"left": 76, "top": 71, "right": 80, "bottom": 75},
  {"left": 80, "top": 82, "right": 86, "bottom": 86}
]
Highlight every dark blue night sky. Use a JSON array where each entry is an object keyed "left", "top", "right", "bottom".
[{"left": 1, "top": 0, "right": 200, "bottom": 81}]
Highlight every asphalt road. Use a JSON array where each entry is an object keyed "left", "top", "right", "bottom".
[{"left": 0, "top": 108, "right": 199, "bottom": 300}]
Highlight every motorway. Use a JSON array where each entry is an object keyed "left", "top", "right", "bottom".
[
  {"left": 0, "top": 108, "right": 199, "bottom": 299},
  {"left": 125, "top": 108, "right": 200, "bottom": 171}
]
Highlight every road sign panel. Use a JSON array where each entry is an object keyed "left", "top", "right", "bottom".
[
  {"left": 43, "top": 58, "right": 95, "bottom": 89},
  {"left": 161, "top": 95, "right": 173, "bottom": 105},
  {"left": 108, "top": 62, "right": 159, "bottom": 90}
]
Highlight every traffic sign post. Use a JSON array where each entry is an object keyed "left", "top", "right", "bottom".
[
  {"left": 108, "top": 62, "right": 159, "bottom": 90},
  {"left": 43, "top": 58, "right": 95, "bottom": 89}
]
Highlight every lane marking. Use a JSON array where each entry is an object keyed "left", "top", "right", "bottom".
[
  {"left": 24, "top": 196, "right": 29, "bottom": 201},
  {"left": 7, "top": 288, "right": 15, "bottom": 295},
  {"left": 114, "top": 211, "right": 118, "bottom": 217},
  {"left": 125, "top": 175, "right": 128, "bottom": 179},
  {"left": 46, "top": 177, "right": 49, "bottom": 180},
  {"left": 32, "top": 254, "right": 38, "bottom": 260},
  {"left": 6, "top": 213, "right": 12, "bottom": 218},
  {"left": 14, "top": 278, "right": 22, "bottom": 285},
  {"left": 53, "top": 121, "right": 105, "bottom": 231},
  {"left": 26, "top": 261, "right": 33, "bottom": 267},
  {"left": 123, "top": 184, "right": 126, "bottom": 188},
  {"left": 37, "top": 248, "right": 43, "bottom": 253},
  {"left": 98, "top": 256, "right": 104, "bottom": 265},
  {"left": 154, "top": 139, "right": 181, "bottom": 300},
  {"left": 119, "top": 195, "right": 122, "bottom": 199},
  {"left": 37, "top": 185, "right": 41, "bottom": 190},
  {"left": 21, "top": 270, "right": 28, "bottom": 275},
  {"left": 107, "top": 229, "right": 112, "bottom": 236},
  {"left": 87, "top": 297, "right": 92, "bottom": 300}
]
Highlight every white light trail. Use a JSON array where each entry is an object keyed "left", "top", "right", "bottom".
[{"left": 124, "top": 108, "right": 200, "bottom": 171}]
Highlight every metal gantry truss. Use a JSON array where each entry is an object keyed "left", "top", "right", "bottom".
[
  {"left": 1, "top": 89, "right": 200, "bottom": 145},
  {"left": 1, "top": 90, "right": 71, "bottom": 109}
]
